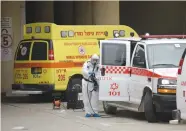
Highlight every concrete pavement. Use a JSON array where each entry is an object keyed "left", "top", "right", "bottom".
[{"left": 1, "top": 97, "right": 186, "bottom": 131}]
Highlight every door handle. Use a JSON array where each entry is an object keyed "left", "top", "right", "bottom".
[
  {"left": 101, "top": 68, "right": 105, "bottom": 76},
  {"left": 129, "top": 68, "right": 132, "bottom": 77}
]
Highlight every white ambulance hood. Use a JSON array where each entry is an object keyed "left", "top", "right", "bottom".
[{"left": 150, "top": 68, "right": 178, "bottom": 78}]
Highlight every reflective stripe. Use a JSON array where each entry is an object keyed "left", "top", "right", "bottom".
[
  {"left": 14, "top": 62, "right": 84, "bottom": 68},
  {"left": 102, "top": 65, "right": 176, "bottom": 79}
]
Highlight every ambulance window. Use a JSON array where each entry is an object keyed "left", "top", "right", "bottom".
[
  {"left": 31, "top": 42, "right": 47, "bottom": 60},
  {"left": 16, "top": 42, "right": 31, "bottom": 61},
  {"left": 131, "top": 41, "right": 137, "bottom": 58},
  {"left": 133, "top": 44, "right": 146, "bottom": 68},
  {"left": 102, "top": 43, "right": 126, "bottom": 66}
]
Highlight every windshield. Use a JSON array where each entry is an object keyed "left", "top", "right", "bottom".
[{"left": 147, "top": 43, "right": 186, "bottom": 68}]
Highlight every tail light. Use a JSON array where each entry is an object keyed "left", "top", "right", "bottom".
[
  {"left": 48, "top": 41, "right": 54, "bottom": 60},
  {"left": 178, "top": 49, "right": 186, "bottom": 75},
  {"left": 49, "top": 50, "right": 54, "bottom": 60}
]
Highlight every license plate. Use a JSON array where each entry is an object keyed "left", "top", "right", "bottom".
[{"left": 31, "top": 67, "right": 42, "bottom": 74}]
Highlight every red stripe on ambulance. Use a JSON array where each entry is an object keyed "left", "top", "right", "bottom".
[
  {"left": 102, "top": 66, "right": 176, "bottom": 79},
  {"left": 181, "top": 81, "right": 186, "bottom": 86}
]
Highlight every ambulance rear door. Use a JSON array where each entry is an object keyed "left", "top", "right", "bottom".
[{"left": 99, "top": 40, "right": 131, "bottom": 102}]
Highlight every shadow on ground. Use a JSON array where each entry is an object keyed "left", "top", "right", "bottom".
[
  {"left": 1, "top": 95, "right": 53, "bottom": 104},
  {"left": 100, "top": 110, "right": 172, "bottom": 123},
  {"left": 99, "top": 110, "right": 146, "bottom": 121},
  {"left": 2, "top": 95, "right": 172, "bottom": 123}
]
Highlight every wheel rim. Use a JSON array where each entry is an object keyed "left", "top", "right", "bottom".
[{"left": 72, "top": 84, "right": 82, "bottom": 92}]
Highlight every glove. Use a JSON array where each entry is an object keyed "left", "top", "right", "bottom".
[{"left": 88, "top": 72, "right": 95, "bottom": 76}]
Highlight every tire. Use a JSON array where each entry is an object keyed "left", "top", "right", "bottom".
[
  {"left": 144, "top": 91, "right": 157, "bottom": 123},
  {"left": 69, "top": 78, "right": 82, "bottom": 93},
  {"left": 103, "top": 101, "right": 117, "bottom": 114},
  {"left": 66, "top": 78, "right": 84, "bottom": 109}
]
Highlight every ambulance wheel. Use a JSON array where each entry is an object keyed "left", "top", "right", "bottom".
[
  {"left": 66, "top": 78, "right": 82, "bottom": 101},
  {"left": 144, "top": 91, "right": 157, "bottom": 123},
  {"left": 103, "top": 101, "right": 117, "bottom": 114},
  {"left": 71, "top": 78, "right": 82, "bottom": 93}
]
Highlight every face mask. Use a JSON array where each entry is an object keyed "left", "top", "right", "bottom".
[{"left": 92, "top": 59, "right": 98, "bottom": 64}]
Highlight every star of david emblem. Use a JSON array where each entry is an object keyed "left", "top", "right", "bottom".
[
  {"left": 78, "top": 46, "right": 85, "bottom": 55},
  {"left": 110, "top": 83, "right": 119, "bottom": 90}
]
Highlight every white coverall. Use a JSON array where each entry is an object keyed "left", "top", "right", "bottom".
[{"left": 82, "top": 59, "right": 100, "bottom": 114}]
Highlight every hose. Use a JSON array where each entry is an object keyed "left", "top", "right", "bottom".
[
  {"left": 74, "top": 76, "right": 96, "bottom": 112},
  {"left": 86, "top": 76, "right": 97, "bottom": 115}
]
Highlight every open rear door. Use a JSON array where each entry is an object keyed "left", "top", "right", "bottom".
[{"left": 99, "top": 40, "right": 131, "bottom": 102}]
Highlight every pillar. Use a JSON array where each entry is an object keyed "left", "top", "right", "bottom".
[
  {"left": 92, "top": 1, "right": 120, "bottom": 25},
  {"left": 74, "top": 1, "right": 93, "bottom": 25},
  {"left": 1, "top": 1, "right": 25, "bottom": 95}
]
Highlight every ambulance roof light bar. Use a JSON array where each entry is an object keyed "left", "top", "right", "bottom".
[{"left": 140, "top": 34, "right": 186, "bottom": 39}]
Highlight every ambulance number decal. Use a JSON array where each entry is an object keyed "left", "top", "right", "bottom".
[
  {"left": 109, "top": 82, "right": 120, "bottom": 96},
  {"left": 56, "top": 69, "right": 66, "bottom": 81}
]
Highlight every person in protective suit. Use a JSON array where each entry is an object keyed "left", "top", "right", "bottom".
[{"left": 82, "top": 54, "right": 100, "bottom": 117}]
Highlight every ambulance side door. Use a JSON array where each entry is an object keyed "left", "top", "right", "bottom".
[
  {"left": 129, "top": 43, "right": 148, "bottom": 105},
  {"left": 177, "top": 48, "right": 186, "bottom": 119},
  {"left": 99, "top": 40, "right": 131, "bottom": 102}
]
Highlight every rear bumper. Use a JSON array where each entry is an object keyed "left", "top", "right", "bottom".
[
  {"left": 12, "top": 84, "right": 54, "bottom": 94},
  {"left": 152, "top": 94, "right": 176, "bottom": 112}
]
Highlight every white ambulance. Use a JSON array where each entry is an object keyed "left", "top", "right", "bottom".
[
  {"left": 99, "top": 35, "right": 186, "bottom": 123},
  {"left": 172, "top": 48, "right": 186, "bottom": 121}
]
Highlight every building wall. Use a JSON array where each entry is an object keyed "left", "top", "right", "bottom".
[
  {"left": 26, "top": 1, "right": 54, "bottom": 23},
  {"left": 120, "top": 1, "right": 186, "bottom": 35},
  {"left": 74, "top": 1, "right": 93, "bottom": 25},
  {"left": 1, "top": 1, "right": 25, "bottom": 95},
  {"left": 74, "top": 1, "right": 120, "bottom": 25},
  {"left": 35, "top": 1, "right": 54, "bottom": 23},
  {"left": 54, "top": 1, "right": 74, "bottom": 25},
  {"left": 92, "top": 1, "right": 119, "bottom": 25},
  {"left": 53, "top": 1, "right": 120, "bottom": 25}
]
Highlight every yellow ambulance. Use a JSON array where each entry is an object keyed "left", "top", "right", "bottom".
[{"left": 12, "top": 22, "right": 139, "bottom": 100}]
